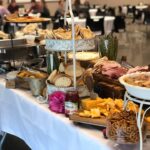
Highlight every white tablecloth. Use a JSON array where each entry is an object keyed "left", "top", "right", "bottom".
[
  {"left": 89, "top": 9, "right": 98, "bottom": 17},
  {"left": 66, "top": 17, "right": 86, "bottom": 27},
  {"left": 0, "top": 78, "right": 110, "bottom": 150},
  {"left": 122, "top": 6, "right": 128, "bottom": 15},
  {"left": 90, "top": 16, "right": 104, "bottom": 22},
  {"left": 136, "top": 5, "right": 148, "bottom": 10}
]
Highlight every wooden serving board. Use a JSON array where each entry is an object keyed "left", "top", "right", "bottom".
[
  {"left": 5, "top": 18, "right": 51, "bottom": 23},
  {"left": 69, "top": 114, "right": 106, "bottom": 127},
  {"left": 69, "top": 114, "right": 150, "bottom": 135},
  {"left": 93, "top": 73, "right": 122, "bottom": 86}
]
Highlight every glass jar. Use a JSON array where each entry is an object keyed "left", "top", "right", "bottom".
[{"left": 65, "top": 90, "right": 79, "bottom": 116}]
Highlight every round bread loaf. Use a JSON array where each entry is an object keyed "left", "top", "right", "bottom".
[
  {"left": 54, "top": 75, "right": 72, "bottom": 87},
  {"left": 47, "top": 70, "right": 57, "bottom": 84},
  {"left": 65, "top": 64, "right": 85, "bottom": 78}
]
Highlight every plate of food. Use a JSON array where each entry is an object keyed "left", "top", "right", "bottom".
[
  {"left": 46, "top": 67, "right": 90, "bottom": 97},
  {"left": 15, "top": 69, "right": 48, "bottom": 93},
  {"left": 6, "top": 16, "right": 50, "bottom": 23},
  {"left": 45, "top": 25, "right": 95, "bottom": 51},
  {"left": 119, "top": 72, "right": 150, "bottom": 100},
  {"left": 69, "top": 97, "right": 139, "bottom": 126}
]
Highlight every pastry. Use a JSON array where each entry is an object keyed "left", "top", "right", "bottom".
[
  {"left": 17, "top": 70, "right": 47, "bottom": 79},
  {"left": 46, "top": 25, "right": 95, "bottom": 40},
  {"left": 79, "top": 26, "right": 95, "bottom": 39},
  {"left": 22, "top": 23, "right": 38, "bottom": 34}
]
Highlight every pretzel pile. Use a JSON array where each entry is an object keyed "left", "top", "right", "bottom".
[{"left": 107, "top": 110, "right": 146, "bottom": 144}]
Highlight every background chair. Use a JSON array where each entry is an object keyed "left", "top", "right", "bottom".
[
  {"left": 144, "top": 9, "right": 150, "bottom": 38},
  {"left": 53, "top": 18, "right": 64, "bottom": 29},
  {"left": 114, "top": 16, "right": 126, "bottom": 32},
  {"left": 86, "top": 17, "right": 104, "bottom": 34}
]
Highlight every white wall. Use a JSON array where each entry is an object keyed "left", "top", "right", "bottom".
[
  {"left": 89, "top": 0, "right": 150, "bottom": 6},
  {"left": 6, "top": 0, "right": 150, "bottom": 16}
]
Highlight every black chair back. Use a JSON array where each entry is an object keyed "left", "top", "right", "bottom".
[
  {"left": 114, "top": 16, "right": 126, "bottom": 32},
  {"left": 53, "top": 18, "right": 64, "bottom": 29},
  {"left": 127, "top": 5, "right": 134, "bottom": 14},
  {"left": 0, "top": 15, "right": 3, "bottom": 30},
  {"left": 78, "top": 5, "right": 89, "bottom": 18},
  {"left": 86, "top": 17, "right": 104, "bottom": 34},
  {"left": 144, "top": 10, "right": 150, "bottom": 24},
  {"left": 96, "top": 8, "right": 106, "bottom": 16}
]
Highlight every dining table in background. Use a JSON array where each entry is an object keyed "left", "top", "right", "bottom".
[{"left": 104, "top": 16, "right": 115, "bottom": 35}]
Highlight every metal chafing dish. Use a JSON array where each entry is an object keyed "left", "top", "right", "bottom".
[
  {"left": 0, "top": 38, "right": 43, "bottom": 61},
  {"left": 0, "top": 38, "right": 26, "bottom": 48},
  {"left": 0, "top": 37, "right": 46, "bottom": 73}
]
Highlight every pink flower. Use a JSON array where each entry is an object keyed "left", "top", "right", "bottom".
[{"left": 48, "top": 91, "right": 66, "bottom": 113}]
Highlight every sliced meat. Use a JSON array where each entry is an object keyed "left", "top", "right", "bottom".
[{"left": 102, "top": 67, "right": 127, "bottom": 79}]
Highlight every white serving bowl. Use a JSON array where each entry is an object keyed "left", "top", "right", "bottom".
[{"left": 119, "top": 72, "right": 150, "bottom": 100}]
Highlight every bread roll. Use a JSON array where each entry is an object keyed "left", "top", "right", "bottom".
[{"left": 54, "top": 75, "right": 72, "bottom": 87}]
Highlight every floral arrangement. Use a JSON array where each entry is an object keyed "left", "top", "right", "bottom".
[{"left": 48, "top": 91, "right": 66, "bottom": 113}]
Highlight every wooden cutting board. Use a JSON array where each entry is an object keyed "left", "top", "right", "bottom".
[
  {"left": 69, "top": 114, "right": 106, "bottom": 127},
  {"left": 69, "top": 114, "right": 150, "bottom": 135}
]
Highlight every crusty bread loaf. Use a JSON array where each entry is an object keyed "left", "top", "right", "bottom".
[
  {"left": 52, "top": 74, "right": 64, "bottom": 84},
  {"left": 54, "top": 75, "right": 72, "bottom": 87},
  {"left": 47, "top": 70, "right": 57, "bottom": 84},
  {"left": 65, "top": 63, "right": 85, "bottom": 78},
  {"left": 59, "top": 62, "right": 65, "bottom": 73}
]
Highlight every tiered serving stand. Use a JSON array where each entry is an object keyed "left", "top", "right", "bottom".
[
  {"left": 120, "top": 73, "right": 150, "bottom": 150},
  {"left": 123, "top": 92, "right": 150, "bottom": 150},
  {"left": 45, "top": 0, "right": 95, "bottom": 89}
]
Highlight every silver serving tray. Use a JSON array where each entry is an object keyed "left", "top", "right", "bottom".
[
  {"left": 0, "top": 38, "right": 26, "bottom": 48},
  {"left": 45, "top": 38, "right": 95, "bottom": 51}
]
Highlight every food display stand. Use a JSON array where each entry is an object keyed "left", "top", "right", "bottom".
[
  {"left": 45, "top": 0, "right": 95, "bottom": 89},
  {"left": 0, "top": 38, "right": 41, "bottom": 63},
  {"left": 123, "top": 92, "right": 150, "bottom": 150},
  {"left": 119, "top": 72, "right": 150, "bottom": 150}
]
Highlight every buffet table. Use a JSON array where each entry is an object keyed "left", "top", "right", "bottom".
[
  {"left": 1, "top": 76, "right": 150, "bottom": 150},
  {"left": 0, "top": 77, "right": 110, "bottom": 150}
]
